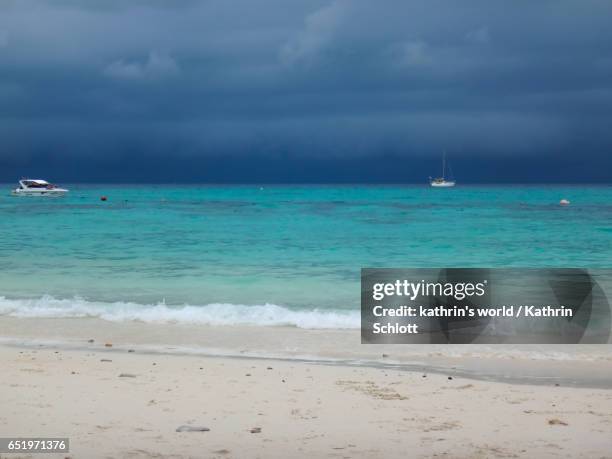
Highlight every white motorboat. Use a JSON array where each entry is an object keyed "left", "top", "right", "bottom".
[
  {"left": 11, "top": 179, "right": 69, "bottom": 196},
  {"left": 430, "top": 153, "right": 456, "bottom": 187}
]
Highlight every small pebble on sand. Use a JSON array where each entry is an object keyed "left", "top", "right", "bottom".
[
  {"left": 548, "top": 418, "right": 568, "bottom": 426},
  {"left": 176, "top": 425, "right": 210, "bottom": 432}
]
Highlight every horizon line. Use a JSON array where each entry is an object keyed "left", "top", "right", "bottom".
[{"left": 1, "top": 181, "right": 610, "bottom": 186}]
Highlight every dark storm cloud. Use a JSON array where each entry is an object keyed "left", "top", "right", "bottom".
[{"left": 0, "top": 0, "right": 611, "bottom": 182}]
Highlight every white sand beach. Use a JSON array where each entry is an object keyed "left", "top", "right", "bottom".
[{"left": 1, "top": 318, "right": 612, "bottom": 458}]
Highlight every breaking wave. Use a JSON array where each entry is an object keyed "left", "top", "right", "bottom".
[{"left": 0, "top": 295, "right": 360, "bottom": 329}]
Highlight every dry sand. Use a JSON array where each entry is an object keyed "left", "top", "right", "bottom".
[{"left": 2, "top": 342, "right": 612, "bottom": 459}]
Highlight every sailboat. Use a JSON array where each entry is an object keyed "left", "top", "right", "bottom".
[{"left": 430, "top": 152, "right": 456, "bottom": 187}]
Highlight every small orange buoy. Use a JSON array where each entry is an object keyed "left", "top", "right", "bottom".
[
  {"left": 560, "top": 199, "right": 570, "bottom": 206},
  {"left": 100, "top": 196, "right": 107, "bottom": 201}
]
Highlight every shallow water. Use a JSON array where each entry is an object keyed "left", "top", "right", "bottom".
[{"left": 0, "top": 184, "right": 610, "bottom": 328}]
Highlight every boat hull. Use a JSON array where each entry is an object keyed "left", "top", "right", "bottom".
[
  {"left": 12, "top": 189, "right": 68, "bottom": 196},
  {"left": 430, "top": 181, "right": 456, "bottom": 188}
]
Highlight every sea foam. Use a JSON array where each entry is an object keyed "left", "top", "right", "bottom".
[{"left": 0, "top": 295, "right": 360, "bottom": 329}]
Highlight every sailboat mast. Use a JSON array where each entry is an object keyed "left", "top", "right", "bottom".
[{"left": 442, "top": 152, "right": 446, "bottom": 179}]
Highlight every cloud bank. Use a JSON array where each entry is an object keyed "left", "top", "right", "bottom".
[{"left": 0, "top": 0, "right": 611, "bottom": 181}]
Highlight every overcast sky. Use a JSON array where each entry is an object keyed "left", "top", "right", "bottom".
[{"left": 1, "top": 0, "right": 611, "bottom": 182}]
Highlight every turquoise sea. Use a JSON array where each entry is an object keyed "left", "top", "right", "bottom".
[{"left": 0, "top": 184, "right": 610, "bottom": 328}]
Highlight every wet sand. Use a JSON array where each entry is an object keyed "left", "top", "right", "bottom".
[{"left": 2, "top": 316, "right": 612, "bottom": 388}]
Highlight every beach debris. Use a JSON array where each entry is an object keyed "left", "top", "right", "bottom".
[
  {"left": 267, "top": 367, "right": 273, "bottom": 370},
  {"left": 447, "top": 376, "right": 453, "bottom": 380},
  {"left": 382, "top": 354, "right": 389, "bottom": 358},
  {"left": 559, "top": 199, "right": 570, "bottom": 206},
  {"left": 282, "top": 379, "right": 286, "bottom": 383},
  {"left": 422, "top": 374, "right": 427, "bottom": 378},
  {"left": 128, "top": 349, "right": 135, "bottom": 353},
  {"left": 119, "top": 373, "right": 137, "bottom": 378},
  {"left": 104, "top": 343, "right": 113, "bottom": 347},
  {"left": 100, "top": 359, "right": 112, "bottom": 362},
  {"left": 245, "top": 373, "right": 251, "bottom": 377},
  {"left": 71, "top": 371, "right": 76, "bottom": 375},
  {"left": 250, "top": 427, "right": 262, "bottom": 434},
  {"left": 176, "top": 425, "right": 210, "bottom": 432},
  {"left": 548, "top": 418, "right": 568, "bottom": 426},
  {"left": 100, "top": 196, "right": 108, "bottom": 201},
  {"left": 87, "top": 339, "right": 95, "bottom": 343},
  {"left": 213, "top": 449, "right": 230, "bottom": 455}
]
